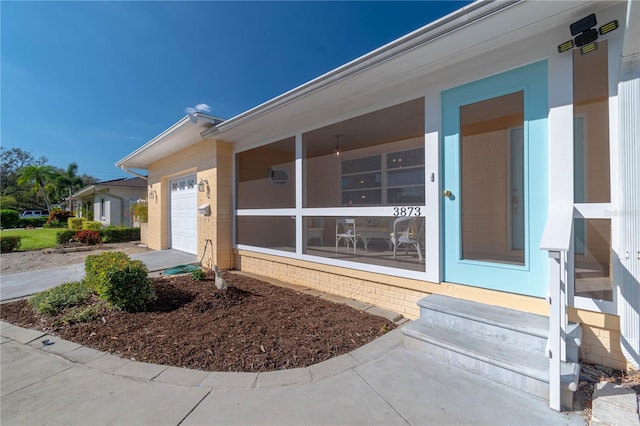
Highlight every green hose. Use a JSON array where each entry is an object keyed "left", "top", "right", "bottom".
[{"left": 163, "top": 239, "right": 212, "bottom": 275}]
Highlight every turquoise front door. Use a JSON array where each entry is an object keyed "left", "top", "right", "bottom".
[{"left": 442, "top": 61, "right": 548, "bottom": 297}]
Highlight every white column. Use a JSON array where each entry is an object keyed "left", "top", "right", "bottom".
[
  {"left": 425, "top": 93, "right": 441, "bottom": 283},
  {"left": 295, "top": 133, "right": 303, "bottom": 256}
]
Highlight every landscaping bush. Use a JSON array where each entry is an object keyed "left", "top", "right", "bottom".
[
  {"left": 130, "top": 200, "right": 148, "bottom": 223},
  {"left": 82, "top": 221, "right": 103, "bottom": 231},
  {"left": 43, "top": 219, "right": 65, "bottom": 228},
  {"left": 28, "top": 281, "right": 93, "bottom": 316},
  {"left": 61, "top": 304, "right": 102, "bottom": 325},
  {"left": 18, "top": 217, "right": 48, "bottom": 228},
  {"left": 73, "top": 230, "right": 102, "bottom": 245},
  {"left": 68, "top": 217, "right": 84, "bottom": 230},
  {"left": 56, "top": 229, "right": 76, "bottom": 245},
  {"left": 191, "top": 269, "right": 206, "bottom": 281},
  {"left": 101, "top": 227, "right": 140, "bottom": 243},
  {"left": 0, "top": 209, "right": 20, "bottom": 229},
  {"left": 0, "top": 236, "right": 21, "bottom": 253},
  {"left": 85, "top": 252, "right": 155, "bottom": 311},
  {"left": 47, "top": 210, "right": 74, "bottom": 228}
]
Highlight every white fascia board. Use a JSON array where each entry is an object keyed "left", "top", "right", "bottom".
[
  {"left": 115, "top": 113, "right": 222, "bottom": 169},
  {"left": 70, "top": 185, "right": 97, "bottom": 199}
]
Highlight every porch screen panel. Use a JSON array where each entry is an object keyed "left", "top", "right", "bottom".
[
  {"left": 574, "top": 219, "right": 612, "bottom": 301},
  {"left": 303, "top": 98, "right": 425, "bottom": 208},
  {"left": 236, "top": 137, "right": 295, "bottom": 209},
  {"left": 237, "top": 216, "right": 295, "bottom": 252},
  {"left": 573, "top": 41, "right": 610, "bottom": 203},
  {"left": 460, "top": 91, "right": 525, "bottom": 265},
  {"left": 303, "top": 215, "right": 425, "bottom": 272}
]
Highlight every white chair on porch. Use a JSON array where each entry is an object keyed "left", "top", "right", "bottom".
[
  {"left": 335, "top": 218, "right": 359, "bottom": 253},
  {"left": 306, "top": 217, "right": 324, "bottom": 246},
  {"left": 391, "top": 217, "right": 424, "bottom": 262}
]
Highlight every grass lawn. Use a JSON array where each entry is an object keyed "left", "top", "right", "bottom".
[{"left": 1, "top": 228, "right": 60, "bottom": 251}]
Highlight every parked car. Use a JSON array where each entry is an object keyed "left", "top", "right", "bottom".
[{"left": 20, "top": 209, "right": 49, "bottom": 218}]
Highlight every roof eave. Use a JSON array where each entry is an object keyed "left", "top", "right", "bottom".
[
  {"left": 115, "top": 112, "right": 223, "bottom": 168},
  {"left": 202, "top": 0, "right": 520, "bottom": 139}
]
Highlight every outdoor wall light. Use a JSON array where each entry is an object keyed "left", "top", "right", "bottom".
[
  {"left": 557, "top": 13, "right": 618, "bottom": 54},
  {"left": 198, "top": 179, "right": 209, "bottom": 193},
  {"left": 335, "top": 135, "right": 341, "bottom": 157},
  {"left": 148, "top": 189, "right": 157, "bottom": 199}
]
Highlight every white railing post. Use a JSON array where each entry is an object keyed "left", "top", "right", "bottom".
[
  {"left": 548, "top": 250, "right": 562, "bottom": 412},
  {"left": 541, "top": 205, "right": 573, "bottom": 411}
]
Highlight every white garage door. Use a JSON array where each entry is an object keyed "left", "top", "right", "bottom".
[{"left": 170, "top": 175, "right": 197, "bottom": 254}]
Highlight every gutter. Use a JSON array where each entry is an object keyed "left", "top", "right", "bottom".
[
  {"left": 202, "top": 0, "right": 521, "bottom": 138},
  {"left": 120, "top": 167, "right": 148, "bottom": 180}
]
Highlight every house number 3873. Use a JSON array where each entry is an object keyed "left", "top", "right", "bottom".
[{"left": 393, "top": 207, "right": 421, "bottom": 216}]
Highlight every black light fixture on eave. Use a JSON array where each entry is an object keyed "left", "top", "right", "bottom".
[
  {"left": 572, "top": 13, "right": 599, "bottom": 47},
  {"left": 557, "top": 13, "right": 619, "bottom": 54},
  {"left": 335, "top": 134, "right": 341, "bottom": 156}
]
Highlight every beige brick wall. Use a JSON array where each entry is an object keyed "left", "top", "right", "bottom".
[
  {"left": 234, "top": 250, "right": 550, "bottom": 320},
  {"left": 569, "top": 308, "right": 628, "bottom": 370},
  {"left": 146, "top": 139, "right": 234, "bottom": 269},
  {"left": 235, "top": 250, "right": 630, "bottom": 370},
  {"left": 235, "top": 251, "right": 426, "bottom": 318}
]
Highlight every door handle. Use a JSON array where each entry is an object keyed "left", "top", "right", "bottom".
[{"left": 443, "top": 190, "right": 452, "bottom": 198}]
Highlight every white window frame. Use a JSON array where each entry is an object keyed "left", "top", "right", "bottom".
[{"left": 233, "top": 94, "right": 441, "bottom": 284}]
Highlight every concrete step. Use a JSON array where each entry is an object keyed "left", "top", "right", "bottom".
[
  {"left": 418, "top": 295, "right": 548, "bottom": 353},
  {"left": 404, "top": 295, "right": 581, "bottom": 410}
]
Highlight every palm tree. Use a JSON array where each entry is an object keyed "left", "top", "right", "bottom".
[
  {"left": 56, "top": 162, "right": 84, "bottom": 199},
  {"left": 17, "top": 164, "right": 56, "bottom": 211}
]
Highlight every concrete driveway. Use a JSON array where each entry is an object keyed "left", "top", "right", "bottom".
[{"left": 0, "top": 249, "right": 197, "bottom": 302}]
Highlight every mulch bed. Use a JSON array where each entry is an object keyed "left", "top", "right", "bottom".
[{"left": 0, "top": 272, "right": 396, "bottom": 372}]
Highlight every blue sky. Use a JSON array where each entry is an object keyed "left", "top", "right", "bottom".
[{"left": 2, "top": 1, "right": 469, "bottom": 181}]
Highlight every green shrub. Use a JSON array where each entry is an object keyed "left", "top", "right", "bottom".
[
  {"left": 68, "top": 217, "right": 84, "bottom": 230},
  {"left": 85, "top": 252, "right": 154, "bottom": 311},
  {"left": 47, "top": 210, "right": 74, "bottom": 228},
  {"left": 56, "top": 229, "right": 76, "bottom": 245},
  {"left": 28, "top": 281, "right": 93, "bottom": 316},
  {"left": 191, "top": 269, "right": 206, "bottom": 281},
  {"left": 61, "top": 304, "right": 102, "bottom": 325},
  {"left": 130, "top": 200, "right": 148, "bottom": 223},
  {"left": 85, "top": 251, "right": 131, "bottom": 289},
  {"left": 82, "top": 221, "right": 103, "bottom": 231},
  {"left": 0, "top": 209, "right": 20, "bottom": 229},
  {"left": 0, "top": 236, "right": 21, "bottom": 253},
  {"left": 101, "top": 227, "right": 140, "bottom": 243},
  {"left": 43, "top": 219, "right": 65, "bottom": 228},
  {"left": 101, "top": 262, "right": 155, "bottom": 311},
  {"left": 73, "top": 230, "right": 102, "bottom": 245},
  {"left": 48, "top": 209, "right": 74, "bottom": 222},
  {"left": 18, "top": 217, "right": 48, "bottom": 228}
]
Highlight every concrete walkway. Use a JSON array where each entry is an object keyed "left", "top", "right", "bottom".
[
  {"left": 1, "top": 322, "right": 586, "bottom": 425},
  {"left": 0, "top": 249, "right": 197, "bottom": 302},
  {"left": 2, "top": 250, "right": 626, "bottom": 425}
]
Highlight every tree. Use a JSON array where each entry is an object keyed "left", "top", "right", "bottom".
[
  {"left": 56, "top": 162, "right": 84, "bottom": 199},
  {"left": 0, "top": 147, "right": 46, "bottom": 199},
  {"left": 17, "top": 165, "right": 57, "bottom": 211}
]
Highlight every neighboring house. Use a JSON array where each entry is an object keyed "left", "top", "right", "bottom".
[
  {"left": 116, "top": 0, "right": 639, "bottom": 411},
  {"left": 70, "top": 177, "right": 147, "bottom": 227}
]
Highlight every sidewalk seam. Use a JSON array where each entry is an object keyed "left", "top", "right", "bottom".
[
  {"left": 352, "top": 367, "right": 411, "bottom": 425},
  {"left": 176, "top": 389, "right": 212, "bottom": 426}
]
